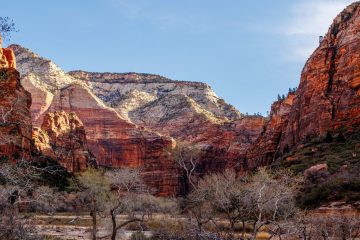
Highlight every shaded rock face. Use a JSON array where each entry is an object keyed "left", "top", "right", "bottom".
[
  {"left": 247, "top": 2, "right": 360, "bottom": 168},
  {"left": 0, "top": 37, "right": 32, "bottom": 161},
  {"left": 33, "top": 111, "right": 91, "bottom": 172}
]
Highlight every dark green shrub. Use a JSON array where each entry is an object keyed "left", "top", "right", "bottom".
[
  {"left": 33, "top": 158, "right": 72, "bottom": 191},
  {"left": 298, "top": 185, "right": 331, "bottom": 209},
  {"left": 0, "top": 69, "right": 8, "bottom": 80}
]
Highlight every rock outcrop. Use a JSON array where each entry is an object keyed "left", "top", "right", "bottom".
[
  {"left": 33, "top": 111, "right": 92, "bottom": 172},
  {"left": 246, "top": 2, "right": 360, "bottom": 169},
  {"left": 246, "top": 93, "right": 295, "bottom": 168},
  {"left": 0, "top": 36, "right": 32, "bottom": 161}
]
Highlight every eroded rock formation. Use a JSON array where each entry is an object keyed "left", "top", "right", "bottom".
[
  {"left": 9, "top": 2, "right": 360, "bottom": 196},
  {"left": 33, "top": 111, "right": 92, "bottom": 172}
]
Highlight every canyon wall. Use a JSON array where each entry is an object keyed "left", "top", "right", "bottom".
[
  {"left": 10, "top": 45, "right": 181, "bottom": 195},
  {"left": 0, "top": 37, "right": 32, "bottom": 161},
  {"left": 11, "top": 45, "right": 265, "bottom": 195},
  {"left": 246, "top": 2, "right": 360, "bottom": 168},
  {"left": 69, "top": 71, "right": 266, "bottom": 173}
]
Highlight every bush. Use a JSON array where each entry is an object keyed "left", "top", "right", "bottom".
[
  {"left": 0, "top": 69, "right": 8, "bottom": 80},
  {"left": 298, "top": 185, "right": 331, "bottom": 209},
  {"left": 32, "top": 158, "right": 72, "bottom": 191}
]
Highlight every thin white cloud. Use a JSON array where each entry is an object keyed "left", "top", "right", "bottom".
[
  {"left": 283, "top": 0, "right": 353, "bottom": 61},
  {"left": 110, "top": 0, "right": 214, "bottom": 33}
]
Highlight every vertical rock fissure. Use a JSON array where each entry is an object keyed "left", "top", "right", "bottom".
[{"left": 326, "top": 45, "right": 337, "bottom": 94}]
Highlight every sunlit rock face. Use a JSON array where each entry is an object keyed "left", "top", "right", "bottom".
[
  {"left": 33, "top": 111, "right": 91, "bottom": 172},
  {"left": 68, "top": 71, "right": 242, "bottom": 122},
  {"left": 246, "top": 2, "right": 360, "bottom": 168},
  {"left": 0, "top": 38, "right": 32, "bottom": 161},
  {"left": 246, "top": 94, "right": 295, "bottom": 169},
  {"left": 280, "top": 2, "right": 360, "bottom": 147},
  {"left": 11, "top": 45, "right": 180, "bottom": 195},
  {"left": 69, "top": 70, "right": 266, "bottom": 173}
]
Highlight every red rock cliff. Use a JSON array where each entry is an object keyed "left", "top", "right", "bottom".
[
  {"left": 10, "top": 45, "right": 180, "bottom": 196},
  {"left": 0, "top": 36, "right": 32, "bottom": 161},
  {"left": 33, "top": 111, "right": 92, "bottom": 172},
  {"left": 280, "top": 3, "right": 360, "bottom": 149},
  {"left": 247, "top": 2, "right": 360, "bottom": 168},
  {"left": 246, "top": 94, "right": 295, "bottom": 169},
  {"left": 69, "top": 71, "right": 266, "bottom": 175}
]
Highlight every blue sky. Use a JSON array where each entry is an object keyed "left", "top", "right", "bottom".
[{"left": 3, "top": 0, "right": 354, "bottom": 114}]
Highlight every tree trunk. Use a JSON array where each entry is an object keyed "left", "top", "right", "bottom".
[
  {"left": 111, "top": 208, "right": 117, "bottom": 240},
  {"left": 242, "top": 220, "right": 246, "bottom": 238},
  {"left": 91, "top": 210, "right": 97, "bottom": 240},
  {"left": 91, "top": 199, "right": 97, "bottom": 240},
  {"left": 251, "top": 222, "right": 257, "bottom": 240}
]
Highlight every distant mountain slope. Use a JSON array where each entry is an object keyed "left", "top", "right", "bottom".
[{"left": 68, "top": 70, "right": 242, "bottom": 122}]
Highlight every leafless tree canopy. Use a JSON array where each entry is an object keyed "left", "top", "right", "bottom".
[
  {"left": 170, "top": 142, "right": 203, "bottom": 190},
  {"left": 106, "top": 167, "right": 147, "bottom": 193},
  {"left": 0, "top": 159, "right": 60, "bottom": 240},
  {"left": 182, "top": 168, "right": 303, "bottom": 239},
  {"left": 0, "top": 17, "right": 17, "bottom": 41}
]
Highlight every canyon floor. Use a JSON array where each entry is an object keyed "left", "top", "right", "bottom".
[{"left": 26, "top": 213, "right": 276, "bottom": 240}]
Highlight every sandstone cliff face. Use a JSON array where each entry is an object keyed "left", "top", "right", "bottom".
[
  {"left": 246, "top": 2, "right": 360, "bottom": 168},
  {"left": 12, "top": 45, "right": 266, "bottom": 194},
  {"left": 0, "top": 37, "right": 32, "bottom": 161},
  {"left": 69, "top": 70, "right": 265, "bottom": 173},
  {"left": 68, "top": 71, "right": 242, "bottom": 122},
  {"left": 246, "top": 94, "right": 295, "bottom": 168},
  {"left": 280, "top": 2, "right": 360, "bottom": 151},
  {"left": 10, "top": 45, "right": 74, "bottom": 127},
  {"left": 11, "top": 45, "right": 180, "bottom": 195},
  {"left": 33, "top": 111, "right": 91, "bottom": 172}
]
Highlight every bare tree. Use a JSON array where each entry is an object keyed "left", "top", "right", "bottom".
[
  {"left": 170, "top": 142, "right": 202, "bottom": 190},
  {"left": 244, "top": 168, "right": 301, "bottom": 240},
  {"left": 106, "top": 167, "right": 146, "bottom": 193},
  {"left": 105, "top": 168, "right": 146, "bottom": 240},
  {"left": 77, "top": 168, "right": 111, "bottom": 240},
  {"left": 0, "top": 159, "right": 59, "bottom": 239},
  {"left": 293, "top": 213, "right": 360, "bottom": 240},
  {"left": 0, "top": 95, "right": 20, "bottom": 124},
  {"left": 0, "top": 17, "right": 17, "bottom": 41},
  {"left": 190, "top": 169, "right": 255, "bottom": 239},
  {"left": 185, "top": 168, "right": 301, "bottom": 239}
]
